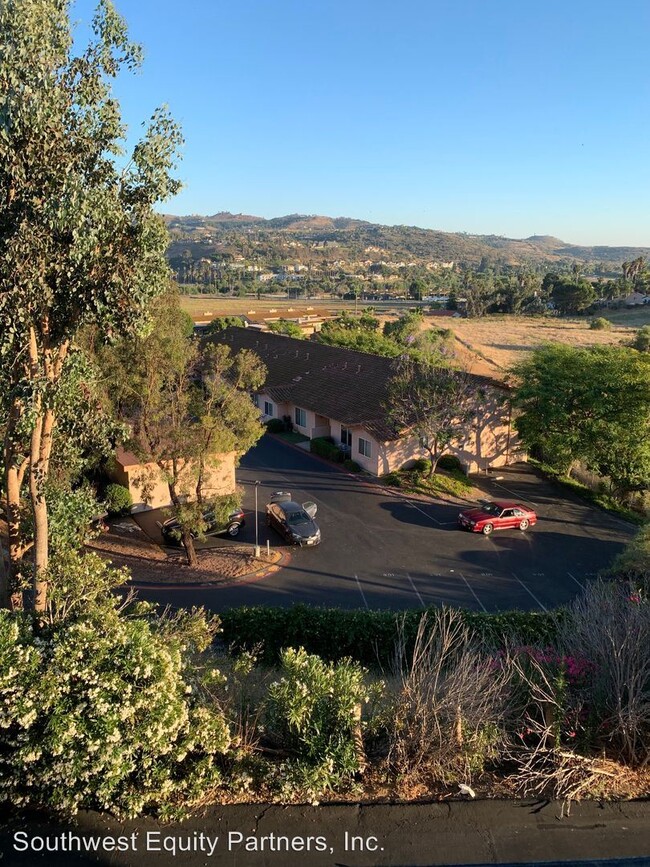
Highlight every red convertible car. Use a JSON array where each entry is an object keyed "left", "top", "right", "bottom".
[{"left": 458, "top": 500, "right": 537, "bottom": 535}]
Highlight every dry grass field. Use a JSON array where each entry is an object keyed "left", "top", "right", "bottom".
[
  {"left": 179, "top": 295, "right": 646, "bottom": 381},
  {"left": 445, "top": 315, "right": 638, "bottom": 377},
  {"left": 179, "top": 294, "right": 350, "bottom": 321}
]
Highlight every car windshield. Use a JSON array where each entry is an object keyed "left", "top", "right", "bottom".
[
  {"left": 287, "top": 510, "right": 311, "bottom": 525},
  {"left": 482, "top": 502, "right": 502, "bottom": 516}
]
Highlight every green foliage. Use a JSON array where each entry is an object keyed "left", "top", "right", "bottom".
[
  {"left": 316, "top": 326, "right": 402, "bottom": 357},
  {"left": 103, "top": 483, "right": 133, "bottom": 516},
  {"left": 343, "top": 459, "right": 361, "bottom": 472},
  {"left": 412, "top": 458, "right": 432, "bottom": 474},
  {"left": 266, "top": 648, "right": 368, "bottom": 783},
  {"left": 265, "top": 418, "right": 286, "bottom": 433},
  {"left": 0, "top": 0, "right": 183, "bottom": 605},
  {"left": 437, "top": 454, "right": 463, "bottom": 471},
  {"left": 529, "top": 459, "right": 647, "bottom": 524},
  {"left": 310, "top": 437, "right": 345, "bottom": 463},
  {"left": 267, "top": 319, "right": 303, "bottom": 338},
  {"left": 219, "top": 605, "right": 560, "bottom": 669},
  {"left": 46, "top": 483, "right": 101, "bottom": 555},
  {"left": 383, "top": 310, "right": 423, "bottom": 344},
  {"left": 602, "top": 525, "right": 650, "bottom": 586},
  {"left": 590, "top": 317, "right": 611, "bottom": 330},
  {"left": 203, "top": 316, "right": 245, "bottom": 335},
  {"left": 0, "top": 554, "right": 230, "bottom": 817},
  {"left": 544, "top": 273, "right": 596, "bottom": 314},
  {"left": 513, "top": 344, "right": 650, "bottom": 498},
  {"left": 386, "top": 355, "right": 477, "bottom": 469},
  {"left": 632, "top": 325, "right": 650, "bottom": 352}
]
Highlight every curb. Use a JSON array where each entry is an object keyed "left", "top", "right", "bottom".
[{"left": 129, "top": 549, "right": 291, "bottom": 591}]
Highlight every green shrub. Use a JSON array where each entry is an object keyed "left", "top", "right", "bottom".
[
  {"left": 0, "top": 554, "right": 231, "bottom": 817},
  {"left": 219, "top": 604, "right": 561, "bottom": 669},
  {"left": 590, "top": 317, "right": 611, "bottom": 330},
  {"left": 343, "top": 459, "right": 361, "bottom": 472},
  {"left": 437, "top": 454, "right": 463, "bottom": 471},
  {"left": 381, "top": 471, "right": 402, "bottom": 488},
  {"left": 412, "top": 458, "right": 432, "bottom": 474},
  {"left": 103, "top": 483, "right": 133, "bottom": 516},
  {"left": 310, "top": 436, "right": 341, "bottom": 462},
  {"left": 632, "top": 325, "right": 650, "bottom": 352},
  {"left": 266, "top": 648, "right": 368, "bottom": 787},
  {"left": 265, "top": 418, "right": 285, "bottom": 433}
]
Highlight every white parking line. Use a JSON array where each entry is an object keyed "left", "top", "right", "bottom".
[
  {"left": 567, "top": 571, "right": 585, "bottom": 590},
  {"left": 459, "top": 572, "right": 489, "bottom": 613},
  {"left": 511, "top": 572, "right": 548, "bottom": 612},
  {"left": 406, "top": 572, "right": 425, "bottom": 607},
  {"left": 387, "top": 490, "right": 450, "bottom": 526},
  {"left": 354, "top": 573, "right": 370, "bottom": 609},
  {"left": 490, "top": 481, "right": 539, "bottom": 508}
]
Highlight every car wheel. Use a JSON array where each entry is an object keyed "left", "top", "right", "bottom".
[
  {"left": 482, "top": 523, "right": 494, "bottom": 536},
  {"left": 519, "top": 519, "right": 530, "bottom": 531},
  {"left": 227, "top": 522, "right": 241, "bottom": 537}
]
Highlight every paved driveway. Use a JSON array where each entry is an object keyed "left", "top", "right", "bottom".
[{"left": 135, "top": 435, "right": 635, "bottom": 614}]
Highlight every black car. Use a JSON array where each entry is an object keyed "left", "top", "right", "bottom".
[
  {"left": 266, "top": 491, "right": 321, "bottom": 546},
  {"left": 158, "top": 508, "right": 246, "bottom": 546}
]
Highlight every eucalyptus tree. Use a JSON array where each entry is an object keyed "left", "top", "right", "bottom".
[{"left": 0, "top": 0, "right": 183, "bottom": 609}]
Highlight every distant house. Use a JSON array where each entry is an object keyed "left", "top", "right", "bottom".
[
  {"left": 239, "top": 306, "right": 337, "bottom": 335},
  {"left": 205, "top": 328, "right": 524, "bottom": 476},
  {"left": 109, "top": 447, "right": 238, "bottom": 512},
  {"left": 623, "top": 291, "right": 649, "bottom": 306}
]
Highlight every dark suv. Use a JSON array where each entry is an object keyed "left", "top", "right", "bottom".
[
  {"left": 158, "top": 508, "right": 245, "bottom": 546},
  {"left": 266, "top": 492, "right": 320, "bottom": 546}
]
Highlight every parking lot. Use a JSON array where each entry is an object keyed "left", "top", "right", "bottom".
[{"left": 136, "top": 435, "right": 636, "bottom": 614}]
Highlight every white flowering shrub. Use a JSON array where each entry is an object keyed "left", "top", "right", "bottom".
[
  {"left": 266, "top": 648, "right": 369, "bottom": 792},
  {"left": 0, "top": 555, "right": 231, "bottom": 817}
]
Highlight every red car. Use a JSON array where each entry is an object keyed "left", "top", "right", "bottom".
[{"left": 458, "top": 500, "right": 537, "bottom": 535}]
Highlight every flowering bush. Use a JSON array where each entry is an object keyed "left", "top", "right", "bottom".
[
  {"left": 266, "top": 648, "right": 370, "bottom": 792},
  {"left": 0, "top": 556, "right": 231, "bottom": 817}
]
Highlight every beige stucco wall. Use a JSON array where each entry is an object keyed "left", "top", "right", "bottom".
[
  {"left": 380, "top": 395, "right": 524, "bottom": 475},
  {"left": 256, "top": 389, "right": 523, "bottom": 478},
  {"left": 109, "top": 450, "right": 237, "bottom": 511}
]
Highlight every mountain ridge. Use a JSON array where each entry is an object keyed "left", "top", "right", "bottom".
[{"left": 163, "top": 212, "right": 649, "bottom": 269}]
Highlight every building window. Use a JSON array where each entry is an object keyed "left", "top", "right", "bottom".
[
  {"left": 252, "top": 394, "right": 259, "bottom": 408},
  {"left": 358, "top": 437, "right": 371, "bottom": 458},
  {"left": 264, "top": 401, "right": 273, "bottom": 417},
  {"left": 341, "top": 427, "right": 352, "bottom": 447},
  {"left": 295, "top": 407, "right": 307, "bottom": 428}
]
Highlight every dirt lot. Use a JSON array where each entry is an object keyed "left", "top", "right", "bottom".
[{"left": 87, "top": 520, "right": 280, "bottom": 584}]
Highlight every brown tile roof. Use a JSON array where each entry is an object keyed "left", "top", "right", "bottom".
[{"left": 204, "top": 327, "right": 505, "bottom": 443}]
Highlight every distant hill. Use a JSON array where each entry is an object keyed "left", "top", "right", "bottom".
[{"left": 163, "top": 212, "right": 650, "bottom": 272}]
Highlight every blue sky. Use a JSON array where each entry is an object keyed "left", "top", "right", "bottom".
[{"left": 73, "top": 0, "right": 649, "bottom": 245}]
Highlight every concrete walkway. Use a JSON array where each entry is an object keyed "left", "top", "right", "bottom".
[{"left": 2, "top": 800, "right": 650, "bottom": 866}]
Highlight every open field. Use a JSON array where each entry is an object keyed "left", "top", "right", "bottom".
[
  {"left": 596, "top": 306, "right": 650, "bottom": 327},
  {"left": 444, "top": 315, "right": 638, "bottom": 375}
]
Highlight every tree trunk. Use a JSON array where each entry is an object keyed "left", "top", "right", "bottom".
[
  {"left": 168, "top": 478, "right": 198, "bottom": 568},
  {"left": 29, "top": 410, "right": 49, "bottom": 613}
]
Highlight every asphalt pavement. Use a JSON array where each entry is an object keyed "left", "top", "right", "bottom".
[
  {"left": 2, "top": 800, "right": 650, "bottom": 866},
  {"left": 134, "top": 435, "right": 635, "bottom": 614}
]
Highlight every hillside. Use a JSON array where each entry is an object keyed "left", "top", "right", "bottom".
[{"left": 164, "top": 212, "right": 650, "bottom": 272}]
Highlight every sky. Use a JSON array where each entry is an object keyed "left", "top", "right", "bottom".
[{"left": 72, "top": 0, "right": 650, "bottom": 246}]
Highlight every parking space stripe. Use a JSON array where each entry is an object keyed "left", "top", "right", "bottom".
[
  {"left": 511, "top": 572, "right": 548, "bottom": 612},
  {"left": 490, "top": 481, "right": 538, "bottom": 508},
  {"left": 567, "top": 571, "right": 585, "bottom": 590},
  {"left": 459, "top": 572, "right": 489, "bottom": 613},
  {"left": 354, "top": 573, "right": 370, "bottom": 609},
  {"left": 387, "top": 490, "right": 447, "bottom": 526},
  {"left": 406, "top": 572, "right": 425, "bottom": 607}
]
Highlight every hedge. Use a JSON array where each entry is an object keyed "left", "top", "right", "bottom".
[
  {"left": 218, "top": 604, "right": 563, "bottom": 668},
  {"left": 310, "top": 436, "right": 345, "bottom": 463}
]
